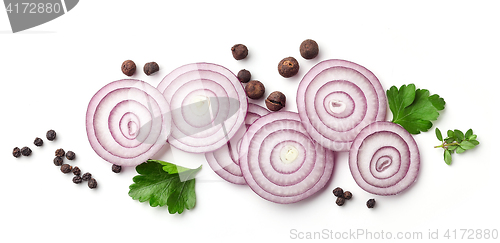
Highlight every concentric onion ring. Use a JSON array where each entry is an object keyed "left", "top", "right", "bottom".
[
  {"left": 349, "top": 121, "right": 420, "bottom": 195},
  {"left": 157, "top": 63, "right": 248, "bottom": 153},
  {"left": 86, "top": 79, "right": 171, "bottom": 167},
  {"left": 239, "top": 111, "right": 335, "bottom": 204},
  {"left": 205, "top": 103, "right": 269, "bottom": 185},
  {"left": 297, "top": 59, "right": 387, "bottom": 151}
]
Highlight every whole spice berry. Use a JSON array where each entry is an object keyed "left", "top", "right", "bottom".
[
  {"left": 60, "top": 164, "right": 73, "bottom": 174},
  {"left": 82, "top": 172, "right": 92, "bottom": 181},
  {"left": 12, "top": 147, "right": 21, "bottom": 158},
  {"left": 231, "top": 44, "right": 248, "bottom": 60},
  {"left": 265, "top": 91, "right": 286, "bottom": 111},
  {"left": 53, "top": 156, "right": 64, "bottom": 166},
  {"left": 237, "top": 69, "right": 251, "bottom": 83},
  {"left": 367, "top": 199, "right": 376, "bottom": 208},
  {"left": 300, "top": 39, "right": 319, "bottom": 59},
  {"left": 46, "top": 130, "right": 56, "bottom": 141},
  {"left": 33, "top": 137, "right": 43, "bottom": 147},
  {"left": 20, "top": 146, "right": 32, "bottom": 156},
  {"left": 72, "top": 175, "right": 82, "bottom": 184},
  {"left": 55, "top": 148, "right": 65, "bottom": 157},
  {"left": 278, "top": 57, "right": 299, "bottom": 78},
  {"left": 245, "top": 80, "right": 265, "bottom": 99},
  {"left": 112, "top": 164, "right": 122, "bottom": 173},
  {"left": 121, "top": 60, "right": 136, "bottom": 76},
  {"left": 143, "top": 62, "right": 159, "bottom": 76},
  {"left": 343, "top": 191, "right": 352, "bottom": 200},
  {"left": 332, "top": 187, "right": 344, "bottom": 198},
  {"left": 66, "top": 151, "right": 76, "bottom": 160},
  {"left": 336, "top": 197, "right": 345, "bottom": 206},
  {"left": 88, "top": 178, "right": 98, "bottom": 189},
  {"left": 72, "top": 166, "right": 81, "bottom": 176}
]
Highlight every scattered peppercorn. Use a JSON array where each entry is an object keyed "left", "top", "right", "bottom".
[
  {"left": 82, "top": 172, "right": 92, "bottom": 181},
  {"left": 343, "top": 191, "right": 352, "bottom": 200},
  {"left": 143, "top": 62, "right": 159, "bottom": 75},
  {"left": 46, "top": 130, "right": 56, "bottom": 141},
  {"left": 60, "top": 164, "right": 73, "bottom": 174},
  {"left": 237, "top": 69, "right": 251, "bottom": 83},
  {"left": 88, "top": 178, "right": 98, "bottom": 189},
  {"left": 72, "top": 175, "right": 82, "bottom": 184},
  {"left": 12, "top": 147, "right": 21, "bottom": 158},
  {"left": 121, "top": 60, "right": 136, "bottom": 76},
  {"left": 66, "top": 151, "right": 76, "bottom": 160},
  {"left": 33, "top": 137, "right": 43, "bottom": 147},
  {"left": 265, "top": 91, "right": 286, "bottom": 111},
  {"left": 299, "top": 39, "right": 319, "bottom": 60},
  {"left": 367, "top": 199, "right": 376, "bottom": 208},
  {"left": 20, "top": 146, "right": 32, "bottom": 156},
  {"left": 55, "top": 148, "right": 65, "bottom": 157},
  {"left": 72, "top": 166, "right": 81, "bottom": 176},
  {"left": 245, "top": 80, "right": 265, "bottom": 99},
  {"left": 231, "top": 44, "right": 248, "bottom": 60},
  {"left": 332, "top": 187, "right": 344, "bottom": 198},
  {"left": 336, "top": 197, "right": 345, "bottom": 206},
  {"left": 53, "top": 156, "right": 64, "bottom": 166},
  {"left": 278, "top": 57, "right": 299, "bottom": 78},
  {"left": 112, "top": 164, "right": 122, "bottom": 173}
]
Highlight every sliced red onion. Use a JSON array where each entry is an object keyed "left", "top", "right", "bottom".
[
  {"left": 86, "top": 79, "right": 171, "bottom": 167},
  {"left": 205, "top": 103, "right": 269, "bottom": 185},
  {"left": 297, "top": 59, "right": 387, "bottom": 152},
  {"left": 239, "top": 111, "right": 335, "bottom": 204},
  {"left": 157, "top": 63, "right": 248, "bottom": 153},
  {"left": 349, "top": 121, "right": 420, "bottom": 195}
]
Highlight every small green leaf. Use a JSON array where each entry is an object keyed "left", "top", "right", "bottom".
[
  {"left": 444, "top": 150, "right": 452, "bottom": 165},
  {"left": 470, "top": 139, "right": 480, "bottom": 146},
  {"left": 447, "top": 145, "right": 458, "bottom": 151},
  {"left": 445, "top": 138, "right": 455, "bottom": 144},
  {"left": 435, "top": 127, "right": 443, "bottom": 141},
  {"left": 469, "top": 134, "right": 477, "bottom": 140},
  {"left": 456, "top": 146, "right": 466, "bottom": 154},
  {"left": 460, "top": 141, "right": 476, "bottom": 150},
  {"left": 447, "top": 130, "right": 455, "bottom": 139},
  {"left": 465, "top": 129, "right": 473, "bottom": 139},
  {"left": 454, "top": 129, "right": 464, "bottom": 142}
]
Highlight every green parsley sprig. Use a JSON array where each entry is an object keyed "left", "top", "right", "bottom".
[{"left": 434, "top": 128, "right": 479, "bottom": 165}]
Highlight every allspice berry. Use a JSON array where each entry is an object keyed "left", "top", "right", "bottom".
[
  {"left": 245, "top": 80, "right": 265, "bottom": 99},
  {"left": 265, "top": 91, "right": 286, "bottom": 111},
  {"left": 367, "top": 199, "right": 376, "bottom": 208},
  {"left": 336, "top": 197, "right": 345, "bottom": 206},
  {"left": 143, "top": 62, "right": 159, "bottom": 75},
  {"left": 121, "top": 60, "right": 136, "bottom": 76},
  {"left": 237, "top": 69, "right": 251, "bottom": 83},
  {"left": 278, "top": 57, "right": 299, "bottom": 78},
  {"left": 231, "top": 44, "right": 248, "bottom": 60},
  {"left": 300, "top": 39, "right": 319, "bottom": 59}
]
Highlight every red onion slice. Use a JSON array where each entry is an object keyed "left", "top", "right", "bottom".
[
  {"left": 205, "top": 104, "right": 269, "bottom": 185},
  {"left": 239, "top": 111, "right": 335, "bottom": 204},
  {"left": 349, "top": 121, "right": 420, "bottom": 195},
  {"left": 157, "top": 63, "right": 248, "bottom": 153},
  {"left": 86, "top": 79, "right": 171, "bottom": 167},
  {"left": 297, "top": 59, "right": 387, "bottom": 151}
]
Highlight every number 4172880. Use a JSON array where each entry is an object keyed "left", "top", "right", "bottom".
[{"left": 5, "top": 2, "right": 62, "bottom": 14}]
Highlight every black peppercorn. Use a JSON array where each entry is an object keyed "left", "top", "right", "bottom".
[
  {"left": 55, "top": 148, "right": 65, "bottom": 157},
  {"left": 33, "top": 137, "right": 43, "bottom": 147},
  {"left": 143, "top": 62, "right": 159, "bottom": 76},
  {"left": 82, "top": 172, "right": 92, "bottom": 181},
  {"left": 112, "top": 164, "right": 122, "bottom": 173},
  {"left": 121, "top": 60, "right": 136, "bottom": 76},
  {"left": 343, "top": 191, "right": 352, "bottom": 200},
  {"left": 66, "top": 151, "right": 76, "bottom": 160},
  {"left": 60, "top": 164, "right": 72, "bottom": 174},
  {"left": 88, "top": 178, "right": 98, "bottom": 189},
  {"left": 367, "top": 199, "right": 376, "bottom": 208},
  {"left": 13, "top": 147, "right": 21, "bottom": 158},
  {"left": 245, "top": 80, "right": 265, "bottom": 99},
  {"left": 72, "top": 166, "right": 81, "bottom": 176},
  {"left": 231, "top": 44, "right": 248, "bottom": 60},
  {"left": 336, "top": 197, "right": 345, "bottom": 206},
  {"left": 300, "top": 39, "right": 319, "bottom": 60},
  {"left": 20, "top": 146, "right": 32, "bottom": 156},
  {"left": 237, "top": 69, "right": 251, "bottom": 83},
  {"left": 278, "top": 57, "right": 299, "bottom": 78},
  {"left": 53, "top": 156, "right": 64, "bottom": 166},
  {"left": 72, "top": 175, "right": 82, "bottom": 184},
  {"left": 46, "top": 130, "right": 56, "bottom": 141},
  {"left": 265, "top": 91, "right": 286, "bottom": 111},
  {"left": 332, "top": 187, "right": 344, "bottom": 198}
]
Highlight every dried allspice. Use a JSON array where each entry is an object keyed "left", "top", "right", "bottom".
[
  {"left": 12, "top": 147, "right": 21, "bottom": 158},
  {"left": 88, "top": 178, "right": 98, "bottom": 189}
]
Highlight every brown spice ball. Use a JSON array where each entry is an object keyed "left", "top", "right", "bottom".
[
  {"left": 121, "top": 60, "right": 136, "bottom": 76},
  {"left": 245, "top": 80, "right": 265, "bottom": 99},
  {"left": 367, "top": 199, "right": 376, "bottom": 208},
  {"left": 12, "top": 147, "right": 21, "bottom": 158},
  {"left": 53, "top": 156, "right": 64, "bottom": 166},
  {"left": 143, "top": 62, "right": 160, "bottom": 75},
  {"left": 55, "top": 148, "right": 65, "bottom": 157},
  {"left": 112, "top": 164, "right": 122, "bottom": 173},
  {"left": 60, "top": 164, "right": 73, "bottom": 174},
  {"left": 332, "top": 187, "right": 344, "bottom": 197},
  {"left": 265, "top": 91, "right": 286, "bottom": 111},
  {"left": 278, "top": 57, "right": 299, "bottom": 78},
  {"left": 33, "top": 137, "right": 43, "bottom": 147},
  {"left": 300, "top": 39, "right": 319, "bottom": 59},
  {"left": 336, "top": 197, "right": 345, "bottom": 206},
  {"left": 88, "top": 178, "right": 98, "bottom": 189},
  {"left": 46, "top": 129, "right": 56, "bottom": 141},
  {"left": 20, "top": 147, "right": 32, "bottom": 156},
  {"left": 231, "top": 44, "right": 248, "bottom": 60},
  {"left": 237, "top": 69, "right": 251, "bottom": 83},
  {"left": 343, "top": 191, "right": 352, "bottom": 200}
]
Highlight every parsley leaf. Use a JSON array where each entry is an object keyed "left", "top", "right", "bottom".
[
  {"left": 387, "top": 84, "right": 445, "bottom": 134},
  {"left": 128, "top": 160, "right": 202, "bottom": 214}
]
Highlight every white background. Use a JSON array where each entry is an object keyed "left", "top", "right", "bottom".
[{"left": 1, "top": 1, "right": 498, "bottom": 242}]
